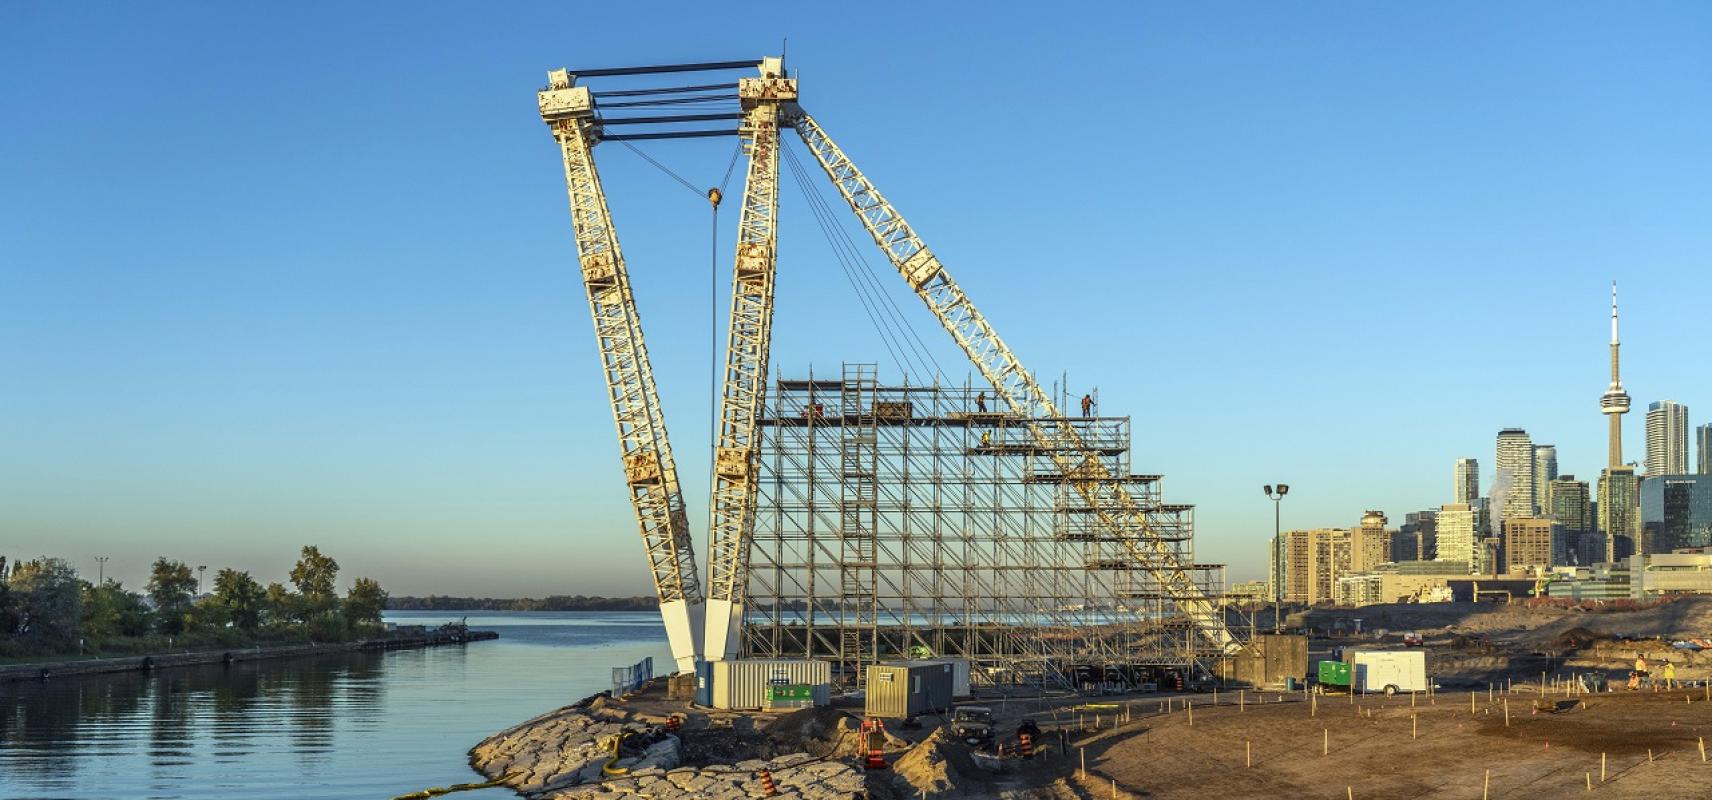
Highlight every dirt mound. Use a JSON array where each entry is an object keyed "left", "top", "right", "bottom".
[
  {"left": 762, "top": 706, "right": 869, "bottom": 757},
  {"left": 1555, "top": 626, "right": 1600, "bottom": 650},
  {"left": 891, "top": 727, "right": 980, "bottom": 797}
]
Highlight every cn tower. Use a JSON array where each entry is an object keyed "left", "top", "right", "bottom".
[{"left": 1599, "top": 282, "right": 1630, "bottom": 468}]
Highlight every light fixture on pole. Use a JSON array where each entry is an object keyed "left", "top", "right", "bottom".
[{"left": 1263, "top": 484, "right": 1290, "bottom": 624}]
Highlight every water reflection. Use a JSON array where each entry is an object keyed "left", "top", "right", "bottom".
[{"left": 0, "top": 612, "right": 672, "bottom": 800}]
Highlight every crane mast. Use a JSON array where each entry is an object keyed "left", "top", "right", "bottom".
[
  {"left": 704, "top": 59, "right": 795, "bottom": 660},
  {"left": 538, "top": 70, "right": 704, "bottom": 672},
  {"left": 791, "top": 112, "right": 1238, "bottom": 654}
]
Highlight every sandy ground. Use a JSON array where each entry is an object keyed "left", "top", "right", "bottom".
[{"left": 1076, "top": 687, "right": 1712, "bottom": 799}]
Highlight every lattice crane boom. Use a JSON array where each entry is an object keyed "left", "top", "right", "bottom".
[
  {"left": 704, "top": 59, "right": 795, "bottom": 660},
  {"left": 539, "top": 70, "right": 704, "bottom": 672},
  {"left": 790, "top": 111, "right": 1239, "bottom": 655}
]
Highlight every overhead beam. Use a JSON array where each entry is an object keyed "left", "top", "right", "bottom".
[
  {"left": 600, "top": 129, "right": 739, "bottom": 141},
  {"left": 570, "top": 60, "right": 762, "bottom": 78},
  {"left": 599, "top": 113, "right": 744, "bottom": 126}
]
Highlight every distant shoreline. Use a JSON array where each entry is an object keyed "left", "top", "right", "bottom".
[
  {"left": 0, "top": 629, "right": 498, "bottom": 684},
  {"left": 387, "top": 596, "right": 659, "bottom": 612}
]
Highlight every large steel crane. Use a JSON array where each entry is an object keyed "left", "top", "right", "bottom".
[
  {"left": 536, "top": 56, "right": 1237, "bottom": 668},
  {"left": 704, "top": 59, "right": 795, "bottom": 661},
  {"left": 537, "top": 68, "right": 706, "bottom": 672},
  {"left": 789, "top": 112, "right": 1239, "bottom": 655}
]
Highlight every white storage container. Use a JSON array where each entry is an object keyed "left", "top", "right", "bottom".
[{"left": 710, "top": 659, "right": 833, "bottom": 710}]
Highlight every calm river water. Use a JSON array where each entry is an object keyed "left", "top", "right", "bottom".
[{"left": 0, "top": 611, "right": 670, "bottom": 800}]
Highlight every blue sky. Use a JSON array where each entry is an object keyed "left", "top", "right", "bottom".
[{"left": 3, "top": 3, "right": 1709, "bottom": 595}]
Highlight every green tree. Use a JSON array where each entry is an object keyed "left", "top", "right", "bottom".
[
  {"left": 289, "top": 546, "right": 339, "bottom": 615},
  {"left": 146, "top": 558, "right": 197, "bottom": 634},
  {"left": 7, "top": 557, "right": 83, "bottom": 648},
  {"left": 81, "top": 580, "right": 153, "bottom": 639},
  {"left": 262, "top": 581, "right": 299, "bottom": 625},
  {"left": 343, "top": 577, "right": 388, "bottom": 629},
  {"left": 212, "top": 568, "right": 265, "bottom": 631}
]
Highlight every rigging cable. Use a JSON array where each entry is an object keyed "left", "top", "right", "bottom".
[
  {"left": 779, "top": 138, "right": 918, "bottom": 382},
  {"left": 781, "top": 139, "right": 946, "bottom": 383}
]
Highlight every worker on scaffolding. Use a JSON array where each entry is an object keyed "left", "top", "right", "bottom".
[
  {"left": 1080, "top": 393, "right": 1093, "bottom": 417},
  {"left": 980, "top": 431, "right": 991, "bottom": 448},
  {"left": 975, "top": 391, "right": 987, "bottom": 413}
]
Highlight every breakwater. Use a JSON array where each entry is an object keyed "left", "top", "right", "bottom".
[{"left": 0, "top": 628, "right": 498, "bottom": 683}]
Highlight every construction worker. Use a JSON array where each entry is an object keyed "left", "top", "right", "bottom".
[
  {"left": 980, "top": 431, "right": 991, "bottom": 448},
  {"left": 1635, "top": 653, "right": 1649, "bottom": 686},
  {"left": 1080, "top": 393, "right": 1093, "bottom": 417},
  {"left": 1663, "top": 659, "right": 1677, "bottom": 689},
  {"left": 975, "top": 391, "right": 987, "bottom": 413}
]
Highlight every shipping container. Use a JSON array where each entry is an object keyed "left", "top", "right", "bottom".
[
  {"left": 865, "top": 661, "right": 954, "bottom": 719},
  {"left": 695, "top": 660, "right": 714, "bottom": 707},
  {"left": 710, "top": 659, "right": 832, "bottom": 710},
  {"left": 891, "top": 658, "right": 971, "bottom": 698}
]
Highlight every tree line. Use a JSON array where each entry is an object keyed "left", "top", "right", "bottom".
[
  {"left": 0, "top": 546, "right": 389, "bottom": 659},
  {"left": 387, "top": 594, "right": 657, "bottom": 611}
]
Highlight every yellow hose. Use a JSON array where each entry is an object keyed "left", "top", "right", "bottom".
[
  {"left": 390, "top": 771, "right": 519, "bottom": 799},
  {"left": 601, "top": 733, "right": 630, "bottom": 776}
]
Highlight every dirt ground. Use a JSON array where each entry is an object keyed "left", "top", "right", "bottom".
[{"left": 1078, "top": 687, "right": 1712, "bottom": 799}]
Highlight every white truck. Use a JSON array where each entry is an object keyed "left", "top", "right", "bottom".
[{"left": 1348, "top": 650, "right": 1428, "bottom": 695}]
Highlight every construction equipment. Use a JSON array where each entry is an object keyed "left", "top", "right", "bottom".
[
  {"left": 538, "top": 67, "right": 706, "bottom": 672},
  {"left": 704, "top": 58, "right": 795, "bottom": 661},
  {"left": 536, "top": 55, "right": 1238, "bottom": 671}
]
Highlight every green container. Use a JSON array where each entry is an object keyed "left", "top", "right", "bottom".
[
  {"left": 1318, "top": 660, "right": 1351, "bottom": 687},
  {"left": 764, "top": 683, "right": 814, "bottom": 702}
]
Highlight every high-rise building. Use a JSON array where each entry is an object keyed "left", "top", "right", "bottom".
[
  {"left": 1646, "top": 400, "right": 1690, "bottom": 476},
  {"left": 1271, "top": 528, "right": 1353, "bottom": 604},
  {"left": 1699, "top": 424, "right": 1712, "bottom": 475},
  {"left": 1598, "top": 468, "right": 1640, "bottom": 560},
  {"left": 1435, "top": 503, "right": 1479, "bottom": 574},
  {"left": 1352, "top": 510, "right": 1391, "bottom": 572},
  {"left": 1454, "top": 458, "right": 1480, "bottom": 505},
  {"left": 1503, "top": 517, "right": 1558, "bottom": 572},
  {"left": 1641, "top": 475, "right": 1712, "bottom": 554},
  {"left": 1533, "top": 445, "right": 1558, "bottom": 513},
  {"left": 1394, "top": 510, "right": 1437, "bottom": 562},
  {"left": 1598, "top": 283, "right": 1638, "bottom": 562},
  {"left": 1547, "top": 475, "right": 1595, "bottom": 564},
  {"left": 1495, "top": 429, "right": 1535, "bottom": 527}
]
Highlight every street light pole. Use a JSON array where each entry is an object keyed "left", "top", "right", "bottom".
[
  {"left": 95, "top": 556, "right": 109, "bottom": 585},
  {"left": 197, "top": 565, "right": 207, "bottom": 596},
  {"left": 1263, "top": 484, "right": 1291, "bottom": 631}
]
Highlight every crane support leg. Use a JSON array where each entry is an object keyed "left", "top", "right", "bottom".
[
  {"left": 791, "top": 111, "right": 1237, "bottom": 655},
  {"left": 705, "top": 59, "right": 795, "bottom": 660},
  {"left": 540, "top": 72, "right": 704, "bottom": 672}
]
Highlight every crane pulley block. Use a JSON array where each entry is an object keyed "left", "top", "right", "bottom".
[
  {"left": 580, "top": 253, "right": 618, "bottom": 288},
  {"left": 714, "top": 447, "right": 752, "bottom": 481},
  {"left": 734, "top": 242, "right": 771, "bottom": 278},
  {"left": 901, "top": 249, "right": 940, "bottom": 290},
  {"left": 738, "top": 57, "right": 796, "bottom": 106},
  {"left": 539, "top": 81, "right": 593, "bottom": 121},
  {"left": 623, "top": 451, "right": 664, "bottom": 486}
]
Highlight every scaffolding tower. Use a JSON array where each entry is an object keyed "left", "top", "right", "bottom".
[{"left": 744, "top": 364, "right": 1238, "bottom": 690}]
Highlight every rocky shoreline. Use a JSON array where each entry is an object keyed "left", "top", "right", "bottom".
[{"left": 468, "top": 688, "right": 875, "bottom": 799}]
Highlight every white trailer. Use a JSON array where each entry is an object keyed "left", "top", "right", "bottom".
[{"left": 1349, "top": 650, "right": 1428, "bottom": 695}]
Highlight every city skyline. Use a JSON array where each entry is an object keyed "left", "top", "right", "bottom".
[{"left": 5, "top": 5, "right": 1712, "bottom": 594}]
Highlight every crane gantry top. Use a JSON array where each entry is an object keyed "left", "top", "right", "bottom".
[{"left": 538, "top": 57, "right": 1237, "bottom": 672}]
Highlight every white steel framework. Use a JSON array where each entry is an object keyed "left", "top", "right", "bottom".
[
  {"left": 536, "top": 56, "right": 1237, "bottom": 672},
  {"left": 538, "top": 69, "right": 703, "bottom": 671},
  {"left": 791, "top": 113, "right": 1237, "bottom": 654},
  {"left": 705, "top": 60, "right": 796, "bottom": 660}
]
